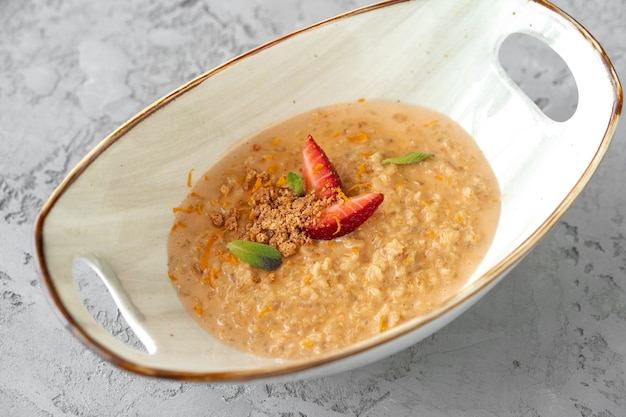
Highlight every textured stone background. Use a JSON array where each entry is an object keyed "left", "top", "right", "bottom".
[{"left": 1, "top": 0, "right": 625, "bottom": 416}]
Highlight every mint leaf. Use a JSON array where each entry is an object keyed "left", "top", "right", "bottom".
[
  {"left": 226, "top": 240, "right": 282, "bottom": 271},
  {"left": 287, "top": 172, "right": 305, "bottom": 197},
  {"left": 382, "top": 152, "right": 434, "bottom": 165}
]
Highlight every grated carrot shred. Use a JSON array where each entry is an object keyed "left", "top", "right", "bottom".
[
  {"left": 199, "top": 231, "right": 219, "bottom": 270},
  {"left": 301, "top": 341, "right": 314, "bottom": 349},
  {"left": 201, "top": 268, "right": 217, "bottom": 288},
  {"left": 170, "top": 221, "right": 187, "bottom": 233},
  {"left": 187, "top": 169, "right": 194, "bottom": 188},
  {"left": 335, "top": 187, "right": 350, "bottom": 202},
  {"left": 332, "top": 216, "right": 342, "bottom": 235},
  {"left": 257, "top": 305, "right": 273, "bottom": 318},
  {"left": 168, "top": 271, "right": 178, "bottom": 281},
  {"left": 356, "top": 163, "right": 366, "bottom": 179},
  {"left": 271, "top": 137, "right": 281, "bottom": 146},
  {"left": 173, "top": 205, "right": 194, "bottom": 214},
  {"left": 346, "top": 183, "right": 371, "bottom": 194}
]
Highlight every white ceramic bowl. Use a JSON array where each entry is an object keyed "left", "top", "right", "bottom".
[{"left": 35, "top": 0, "right": 622, "bottom": 382}]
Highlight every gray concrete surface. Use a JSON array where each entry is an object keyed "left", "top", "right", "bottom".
[{"left": 1, "top": 0, "right": 625, "bottom": 415}]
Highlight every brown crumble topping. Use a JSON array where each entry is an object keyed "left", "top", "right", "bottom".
[
  {"left": 215, "top": 165, "right": 331, "bottom": 257},
  {"left": 224, "top": 208, "right": 240, "bottom": 231},
  {"left": 210, "top": 212, "right": 224, "bottom": 227}
]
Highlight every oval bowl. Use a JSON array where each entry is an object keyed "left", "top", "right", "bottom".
[{"left": 35, "top": 0, "right": 621, "bottom": 382}]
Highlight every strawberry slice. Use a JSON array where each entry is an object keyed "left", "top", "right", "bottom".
[
  {"left": 302, "top": 135, "right": 342, "bottom": 199},
  {"left": 305, "top": 192, "right": 384, "bottom": 240}
]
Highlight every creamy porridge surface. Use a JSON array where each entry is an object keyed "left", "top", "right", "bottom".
[{"left": 167, "top": 100, "right": 500, "bottom": 359}]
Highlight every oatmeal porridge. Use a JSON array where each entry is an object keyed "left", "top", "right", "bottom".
[{"left": 167, "top": 100, "right": 500, "bottom": 359}]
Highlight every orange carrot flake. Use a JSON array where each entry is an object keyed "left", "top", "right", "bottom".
[
  {"left": 275, "top": 174, "right": 288, "bottom": 187},
  {"left": 379, "top": 315, "right": 389, "bottom": 332},
  {"left": 313, "top": 163, "right": 324, "bottom": 174},
  {"left": 193, "top": 303, "right": 203, "bottom": 316},
  {"left": 167, "top": 271, "right": 178, "bottom": 281},
  {"left": 347, "top": 131, "right": 368, "bottom": 142},
  {"left": 250, "top": 177, "right": 264, "bottom": 193}
]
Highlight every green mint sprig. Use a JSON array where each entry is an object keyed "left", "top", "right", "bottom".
[
  {"left": 226, "top": 240, "right": 282, "bottom": 271},
  {"left": 382, "top": 152, "right": 434, "bottom": 165}
]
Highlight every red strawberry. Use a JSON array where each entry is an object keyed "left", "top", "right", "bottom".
[
  {"left": 302, "top": 135, "right": 342, "bottom": 200},
  {"left": 305, "top": 192, "right": 384, "bottom": 240}
]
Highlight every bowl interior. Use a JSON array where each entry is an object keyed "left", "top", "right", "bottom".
[{"left": 37, "top": 0, "right": 620, "bottom": 380}]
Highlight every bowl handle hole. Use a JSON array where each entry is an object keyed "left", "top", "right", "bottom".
[
  {"left": 72, "top": 257, "right": 155, "bottom": 354},
  {"left": 498, "top": 32, "right": 579, "bottom": 122}
]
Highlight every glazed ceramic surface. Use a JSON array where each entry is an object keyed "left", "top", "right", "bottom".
[{"left": 35, "top": 0, "right": 621, "bottom": 382}]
